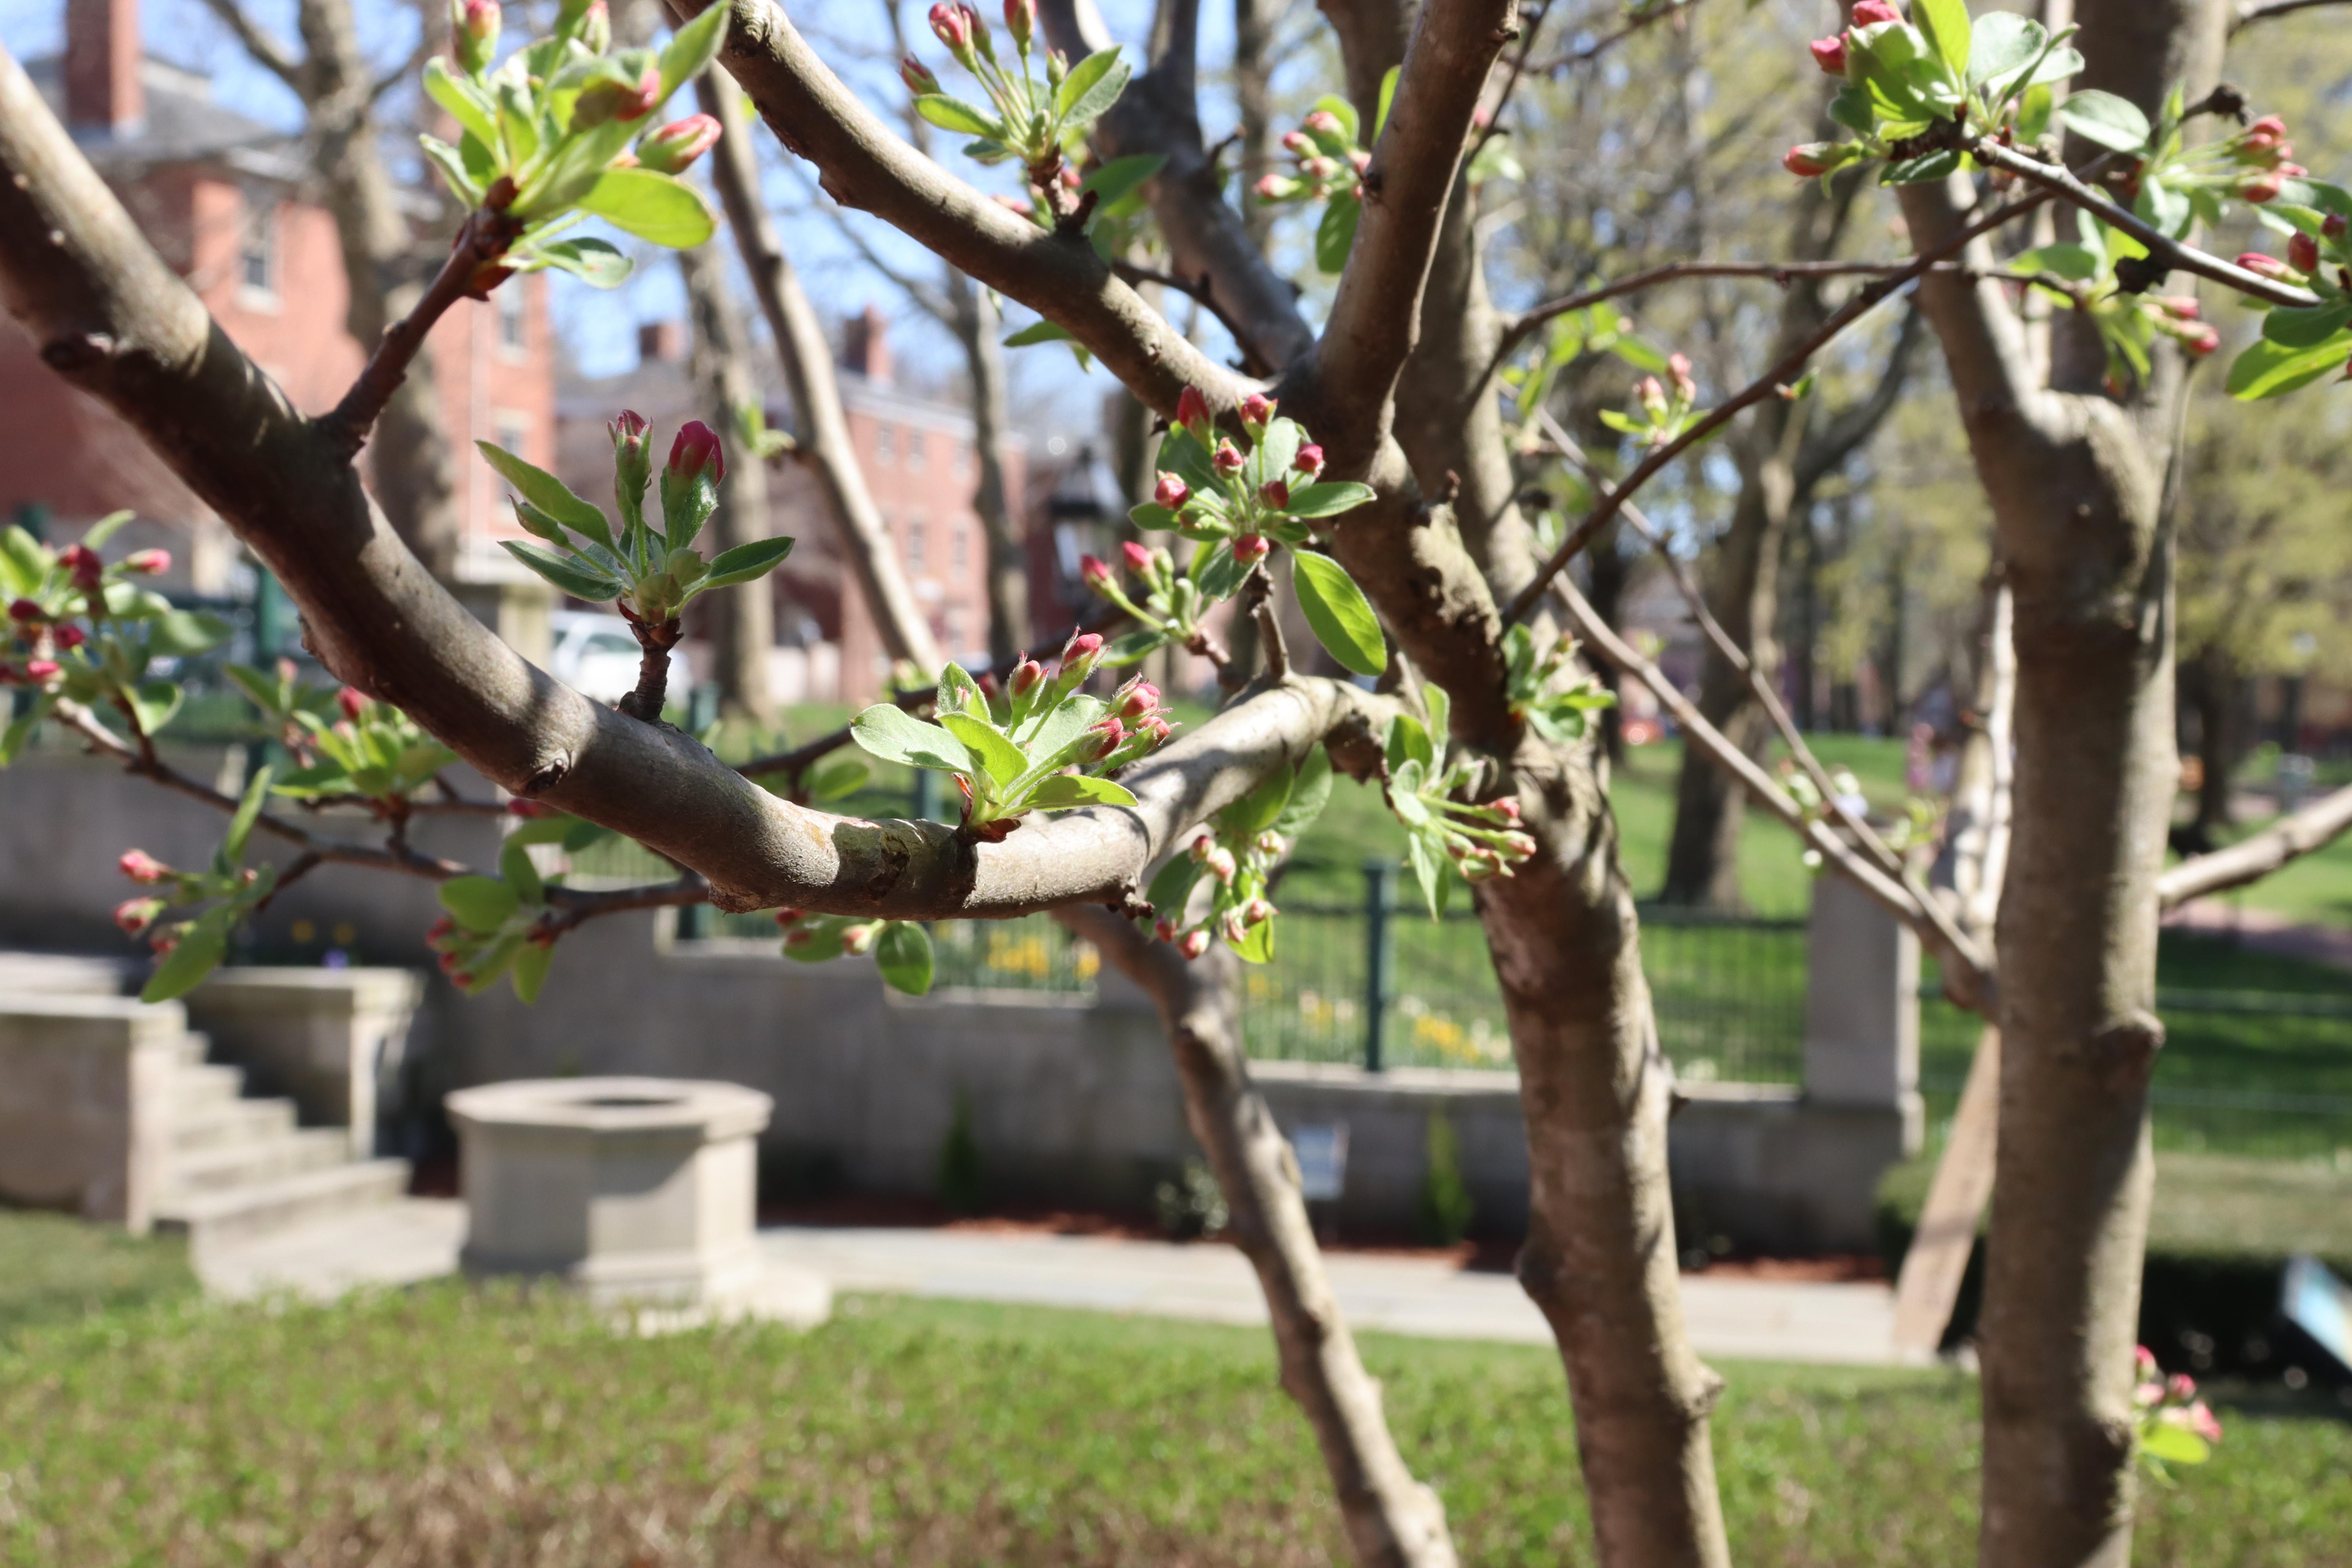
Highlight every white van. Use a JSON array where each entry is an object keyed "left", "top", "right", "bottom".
[{"left": 548, "top": 611, "right": 694, "bottom": 709}]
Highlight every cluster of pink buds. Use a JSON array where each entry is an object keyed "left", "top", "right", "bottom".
[
  {"left": 928, "top": 3, "right": 983, "bottom": 64},
  {"left": 1808, "top": 0, "right": 1898, "bottom": 83},
  {"left": 1255, "top": 107, "right": 1371, "bottom": 205},
  {"left": 634, "top": 114, "right": 721, "bottom": 176},
  {"left": 2229, "top": 116, "right": 2305, "bottom": 204},
  {"left": 57, "top": 543, "right": 103, "bottom": 592},
  {"left": 1090, "top": 675, "right": 1177, "bottom": 766},
  {"left": 2143, "top": 295, "right": 2218, "bottom": 357},
  {"left": 2132, "top": 1347, "right": 2223, "bottom": 1444}
]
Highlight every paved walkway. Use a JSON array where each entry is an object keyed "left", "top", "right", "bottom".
[
  {"left": 761, "top": 1226, "right": 1905, "bottom": 1366},
  {"left": 199, "top": 1210, "right": 1904, "bottom": 1365}
]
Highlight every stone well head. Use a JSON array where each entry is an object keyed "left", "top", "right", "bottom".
[{"left": 445, "top": 1076, "right": 771, "bottom": 1306}]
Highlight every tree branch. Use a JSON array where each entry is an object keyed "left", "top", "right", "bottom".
[
  {"left": 1316, "top": 0, "right": 1520, "bottom": 447},
  {"left": 2230, "top": 0, "right": 2351, "bottom": 31},
  {"left": 1501, "top": 183, "right": 2058, "bottom": 627},
  {"left": 194, "top": 0, "right": 304, "bottom": 89},
  {"left": 2158, "top": 782, "right": 2352, "bottom": 908}
]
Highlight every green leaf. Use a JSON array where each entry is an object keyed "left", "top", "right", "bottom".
[
  {"left": 2009, "top": 242, "right": 2102, "bottom": 281},
  {"left": 439, "top": 875, "right": 520, "bottom": 934},
  {"left": 423, "top": 57, "right": 501, "bottom": 150},
  {"left": 1309, "top": 93, "right": 1358, "bottom": 148},
  {"left": 916, "top": 94, "right": 1001, "bottom": 137},
  {"left": 1387, "top": 712, "right": 1434, "bottom": 774},
  {"left": 1080, "top": 152, "right": 1165, "bottom": 213},
  {"left": 510, "top": 940, "right": 555, "bottom": 1004},
  {"left": 1230, "top": 915, "right": 1275, "bottom": 965},
  {"left": 476, "top": 442, "right": 612, "bottom": 543},
  {"left": 700, "top": 535, "right": 796, "bottom": 590},
  {"left": 150, "top": 610, "right": 232, "bottom": 657},
  {"left": 0, "top": 691, "right": 58, "bottom": 766},
  {"left": 1194, "top": 541, "right": 1254, "bottom": 604},
  {"left": 941, "top": 713, "right": 1028, "bottom": 790},
  {"left": 530, "top": 237, "right": 632, "bottom": 289},
  {"left": 82, "top": 510, "right": 133, "bottom": 550},
  {"left": 1103, "top": 627, "right": 1171, "bottom": 666},
  {"left": 1054, "top": 48, "right": 1130, "bottom": 128},
  {"left": 1374, "top": 64, "right": 1400, "bottom": 140},
  {"left": 499, "top": 839, "right": 545, "bottom": 906},
  {"left": 1021, "top": 692, "right": 1105, "bottom": 762},
  {"left": 500, "top": 540, "right": 623, "bottom": 601},
  {"left": 1315, "top": 192, "right": 1361, "bottom": 275},
  {"left": 875, "top": 921, "right": 934, "bottom": 996},
  {"left": 781, "top": 922, "right": 848, "bottom": 963},
  {"left": 1025, "top": 773, "right": 1140, "bottom": 810},
  {"left": 222, "top": 763, "right": 274, "bottom": 866},
  {"left": 1146, "top": 853, "right": 1201, "bottom": 919},
  {"left": 1221, "top": 761, "right": 1295, "bottom": 837},
  {"left": 2226, "top": 332, "right": 2352, "bottom": 400},
  {"left": 806, "top": 756, "right": 870, "bottom": 802},
  {"left": 1279, "top": 481, "right": 1375, "bottom": 520},
  {"left": 657, "top": 0, "right": 730, "bottom": 101},
  {"left": 577, "top": 167, "right": 716, "bottom": 248},
  {"left": 935, "top": 660, "right": 987, "bottom": 719},
  {"left": 1406, "top": 830, "right": 1446, "bottom": 919},
  {"left": 1879, "top": 150, "right": 1963, "bottom": 185},
  {"left": 128, "top": 680, "right": 182, "bottom": 737},
  {"left": 1271, "top": 744, "right": 1333, "bottom": 838},
  {"left": 1965, "top": 11, "right": 2042, "bottom": 91},
  {"left": 2261, "top": 302, "right": 2352, "bottom": 349},
  {"left": 417, "top": 135, "right": 484, "bottom": 206},
  {"left": 850, "top": 704, "right": 974, "bottom": 773},
  {"left": 142, "top": 908, "right": 233, "bottom": 1004},
  {"left": 2139, "top": 1423, "right": 2211, "bottom": 1465},
  {"left": 1290, "top": 550, "right": 1387, "bottom": 676},
  {"left": 2059, "top": 89, "right": 2151, "bottom": 153},
  {"left": 1914, "top": 0, "right": 1970, "bottom": 82},
  {"left": 1003, "top": 319, "right": 1075, "bottom": 348}
]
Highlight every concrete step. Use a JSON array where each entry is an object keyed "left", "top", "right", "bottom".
[
  {"left": 170, "top": 1097, "right": 299, "bottom": 1151},
  {"left": 170, "top": 1031, "right": 212, "bottom": 1068},
  {"left": 157, "top": 1158, "right": 412, "bottom": 1255},
  {"left": 167, "top": 1128, "right": 352, "bottom": 1194},
  {"left": 0, "top": 950, "right": 136, "bottom": 997},
  {"left": 168, "top": 1062, "right": 247, "bottom": 1113}
]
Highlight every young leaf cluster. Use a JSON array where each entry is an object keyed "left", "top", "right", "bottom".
[
  {"left": 419, "top": 0, "right": 732, "bottom": 286},
  {"left": 775, "top": 909, "right": 935, "bottom": 996},
  {"left": 430, "top": 835, "right": 568, "bottom": 1002},
  {"left": 2, "top": 513, "right": 230, "bottom": 762},
  {"left": 1144, "top": 748, "right": 1332, "bottom": 964},
  {"left": 269, "top": 689, "right": 459, "bottom": 808},
  {"left": 1251, "top": 69, "right": 1399, "bottom": 274},
  {"left": 1502, "top": 625, "right": 1618, "bottom": 747},
  {"left": 906, "top": 2, "right": 1128, "bottom": 225},
  {"left": 2227, "top": 183, "right": 2352, "bottom": 401},
  {"left": 2132, "top": 1347, "right": 2223, "bottom": 1481},
  {"left": 488, "top": 414, "right": 795, "bottom": 626},
  {"left": 113, "top": 768, "right": 281, "bottom": 1003},
  {"left": 1380, "top": 684, "right": 1537, "bottom": 918},
  {"left": 1599, "top": 352, "right": 1706, "bottom": 450},
  {"left": 848, "top": 641, "right": 1176, "bottom": 840},
  {"left": 1501, "top": 301, "right": 1671, "bottom": 446},
  {"left": 1116, "top": 394, "right": 1385, "bottom": 676}
]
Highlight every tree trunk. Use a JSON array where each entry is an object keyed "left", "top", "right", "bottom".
[
  {"left": 679, "top": 239, "right": 774, "bottom": 723},
  {"left": 2187, "top": 647, "right": 2235, "bottom": 842},
  {"left": 296, "top": 0, "right": 464, "bottom": 580},
  {"left": 696, "top": 72, "right": 943, "bottom": 675},
  {"left": 1234, "top": 0, "right": 1276, "bottom": 252},
  {"left": 1899, "top": 5, "right": 2223, "bottom": 1561},
  {"left": 947, "top": 273, "right": 1029, "bottom": 665},
  {"left": 1061, "top": 905, "right": 1459, "bottom": 1568}
]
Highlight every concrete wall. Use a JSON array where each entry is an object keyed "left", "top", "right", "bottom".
[
  {"left": 0, "top": 995, "right": 180, "bottom": 1229},
  {"left": 184, "top": 968, "right": 421, "bottom": 1156}
]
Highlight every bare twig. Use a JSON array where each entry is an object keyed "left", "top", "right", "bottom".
[
  {"left": 2159, "top": 781, "right": 2352, "bottom": 909},
  {"left": 1529, "top": 0, "right": 1706, "bottom": 72},
  {"left": 1502, "top": 183, "right": 2060, "bottom": 627},
  {"left": 539, "top": 875, "right": 711, "bottom": 935},
  {"left": 1243, "top": 563, "right": 1289, "bottom": 681},
  {"left": 617, "top": 614, "right": 683, "bottom": 724},
  {"left": 1111, "top": 260, "right": 1268, "bottom": 371},
  {"left": 1969, "top": 137, "right": 2319, "bottom": 309},
  {"left": 321, "top": 200, "right": 522, "bottom": 454},
  {"left": 192, "top": 0, "right": 303, "bottom": 88}
]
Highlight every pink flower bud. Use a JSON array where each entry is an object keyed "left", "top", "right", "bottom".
[
  {"left": 1113, "top": 678, "right": 1160, "bottom": 721},
  {"left": 113, "top": 897, "right": 163, "bottom": 936},
  {"left": 2167, "top": 1373, "right": 2197, "bottom": 1401},
  {"left": 1205, "top": 846, "right": 1236, "bottom": 883},
  {"left": 2325, "top": 212, "right": 2348, "bottom": 241},
  {"left": 1259, "top": 478, "right": 1290, "bottom": 510},
  {"left": 844, "top": 923, "right": 878, "bottom": 955},
  {"left": 1242, "top": 897, "right": 1274, "bottom": 927},
  {"left": 1850, "top": 0, "right": 1900, "bottom": 24},
  {"left": 667, "top": 419, "right": 726, "bottom": 485},
  {"left": 153, "top": 931, "right": 181, "bottom": 957},
  {"left": 2178, "top": 323, "right": 2220, "bottom": 357},
  {"left": 2289, "top": 231, "right": 2321, "bottom": 274},
  {"left": 53, "top": 624, "right": 85, "bottom": 650},
  {"left": 122, "top": 548, "right": 170, "bottom": 576},
  {"left": 2238, "top": 251, "right": 2295, "bottom": 280},
  {"left": 1178, "top": 928, "right": 1210, "bottom": 960},
  {"left": 1154, "top": 917, "right": 1178, "bottom": 943},
  {"left": 2135, "top": 1345, "right": 2160, "bottom": 1377},
  {"left": 7, "top": 599, "right": 40, "bottom": 621},
  {"left": 1809, "top": 34, "right": 1847, "bottom": 74},
  {"left": 1669, "top": 352, "right": 1697, "bottom": 405},
  {"left": 2189, "top": 1403, "right": 2223, "bottom": 1443},
  {"left": 1059, "top": 628, "right": 1104, "bottom": 673},
  {"left": 572, "top": 62, "right": 661, "bottom": 128},
  {"left": 1281, "top": 130, "right": 1312, "bottom": 155},
  {"left": 455, "top": 0, "right": 500, "bottom": 75},
  {"left": 1136, "top": 715, "right": 1173, "bottom": 749},
  {"left": 1153, "top": 472, "right": 1189, "bottom": 509},
  {"left": 1212, "top": 441, "right": 1245, "bottom": 475},
  {"left": 1220, "top": 908, "right": 1248, "bottom": 944},
  {"left": 1241, "top": 392, "right": 1276, "bottom": 426},
  {"left": 900, "top": 54, "right": 941, "bottom": 94},
  {"left": 2155, "top": 296, "right": 2199, "bottom": 321},
  {"left": 119, "top": 849, "right": 172, "bottom": 885},
  {"left": 928, "top": 1, "right": 975, "bottom": 53},
  {"left": 1003, "top": 0, "right": 1034, "bottom": 46},
  {"left": 337, "top": 687, "right": 368, "bottom": 721},
  {"left": 636, "top": 114, "right": 722, "bottom": 176},
  {"left": 2243, "top": 170, "right": 2284, "bottom": 204},
  {"left": 23, "top": 659, "right": 59, "bottom": 681},
  {"left": 1252, "top": 173, "right": 1286, "bottom": 199},
  {"left": 1232, "top": 533, "right": 1269, "bottom": 566},
  {"left": 58, "top": 543, "right": 102, "bottom": 589},
  {"left": 1492, "top": 797, "right": 1520, "bottom": 822},
  {"left": 1302, "top": 109, "right": 1341, "bottom": 136},
  {"left": 1080, "top": 554, "right": 1114, "bottom": 590},
  {"left": 1175, "top": 386, "right": 1212, "bottom": 438},
  {"left": 1638, "top": 376, "right": 1668, "bottom": 420},
  {"left": 1009, "top": 658, "right": 1045, "bottom": 698},
  {"left": 1292, "top": 444, "right": 1324, "bottom": 479},
  {"left": 2243, "top": 114, "right": 2287, "bottom": 149},
  {"left": 1783, "top": 143, "right": 1836, "bottom": 178},
  {"left": 1121, "top": 540, "right": 1154, "bottom": 575},
  {"left": 1080, "top": 715, "right": 1125, "bottom": 762}
]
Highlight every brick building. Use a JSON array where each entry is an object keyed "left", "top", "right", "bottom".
[
  {"left": 557, "top": 307, "right": 1030, "bottom": 704},
  {"left": 0, "top": 0, "right": 553, "bottom": 607}
]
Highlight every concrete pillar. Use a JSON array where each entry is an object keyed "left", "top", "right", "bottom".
[
  {"left": 185, "top": 967, "right": 423, "bottom": 1156},
  {"left": 1803, "top": 869, "right": 1920, "bottom": 1111},
  {"left": 0, "top": 995, "right": 181, "bottom": 1230}
]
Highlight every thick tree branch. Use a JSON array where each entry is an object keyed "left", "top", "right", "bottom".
[
  {"left": 1502, "top": 184, "right": 2057, "bottom": 626},
  {"left": 1316, "top": 0, "right": 1519, "bottom": 445},
  {"left": 2159, "top": 782, "right": 2352, "bottom": 908},
  {"left": 682, "top": 0, "right": 1250, "bottom": 419}
]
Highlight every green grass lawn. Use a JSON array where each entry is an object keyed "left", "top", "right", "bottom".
[
  {"left": 0, "top": 1208, "right": 194, "bottom": 1339},
  {"left": 1, "top": 1260, "right": 2345, "bottom": 1567}
]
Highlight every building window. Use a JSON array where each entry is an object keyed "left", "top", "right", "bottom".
[
  {"left": 497, "top": 284, "right": 528, "bottom": 353},
  {"left": 906, "top": 428, "right": 927, "bottom": 472},
  {"left": 875, "top": 423, "right": 896, "bottom": 465},
  {"left": 905, "top": 515, "right": 926, "bottom": 570},
  {"left": 944, "top": 607, "right": 967, "bottom": 651},
  {"left": 952, "top": 524, "right": 969, "bottom": 572},
  {"left": 240, "top": 193, "right": 276, "bottom": 295}
]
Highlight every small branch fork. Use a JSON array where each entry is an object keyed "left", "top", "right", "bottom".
[
  {"left": 1527, "top": 0, "right": 1706, "bottom": 73},
  {"left": 1535, "top": 411, "right": 1991, "bottom": 1004},
  {"left": 320, "top": 195, "right": 523, "bottom": 456},
  {"left": 1112, "top": 259, "right": 1270, "bottom": 373},
  {"left": 618, "top": 613, "right": 684, "bottom": 724},
  {"left": 1244, "top": 562, "right": 1289, "bottom": 682},
  {"left": 1501, "top": 181, "right": 2063, "bottom": 627}
]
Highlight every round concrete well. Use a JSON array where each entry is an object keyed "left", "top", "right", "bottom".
[{"left": 446, "top": 1076, "right": 823, "bottom": 1323}]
